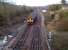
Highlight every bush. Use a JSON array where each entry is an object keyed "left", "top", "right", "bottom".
[
  {"left": 56, "top": 9, "right": 68, "bottom": 31},
  {"left": 48, "top": 4, "right": 62, "bottom": 11},
  {"left": 0, "top": 2, "right": 33, "bottom": 27},
  {"left": 52, "top": 32, "right": 68, "bottom": 50}
]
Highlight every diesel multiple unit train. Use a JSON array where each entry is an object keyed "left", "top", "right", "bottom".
[{"left": 26, "top": 13, "right": 37, "bottom": 24}]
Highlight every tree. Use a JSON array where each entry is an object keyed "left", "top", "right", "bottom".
[
  {"left": 61, "top": 0, "right": 66, "bottom": 5},
  {"left": 48, "top": 4, "right": 62, "bottom": 11}
]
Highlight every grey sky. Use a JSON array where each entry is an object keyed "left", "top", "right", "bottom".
[{"left": 3, "top": 0, "right": 68, "bottom": 6}]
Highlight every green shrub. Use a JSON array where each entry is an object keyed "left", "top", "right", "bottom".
[{"left": 52, "top": 32, "right": 68, "bottom": 50}]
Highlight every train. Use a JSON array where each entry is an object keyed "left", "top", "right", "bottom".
[
  {"left": 26, "top": 15, "right": 37, "bottom": 25},
  {"left": 27, "top": 16, "right": 33, "bottom": 24},
  {"left": 26, "top": 10, "right": 38, "bottom": 25}
]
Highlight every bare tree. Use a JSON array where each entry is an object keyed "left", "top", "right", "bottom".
[{"left": 61, "top": 0, "right": 66, "bottom": 5}]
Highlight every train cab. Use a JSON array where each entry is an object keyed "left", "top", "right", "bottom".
[{"left": 27, "top": 16, "right": 33, "bottom": 24}]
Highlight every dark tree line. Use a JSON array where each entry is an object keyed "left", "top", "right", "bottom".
[{"left": 0, "top": 2, "right": 33, "bottom": 27}]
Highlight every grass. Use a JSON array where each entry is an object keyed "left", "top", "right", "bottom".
[{"left": 52, "top": 32, "right": 68, "bottom": 50}]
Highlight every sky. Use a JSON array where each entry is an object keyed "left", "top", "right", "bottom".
[
  {"left": 5, "top": 0, "right": 68, "bottom": 6},
  {"left": 15, "top": 0, "right": 61, "bottom": 6}
]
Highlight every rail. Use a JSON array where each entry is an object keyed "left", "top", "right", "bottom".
[
  {"left": 40, "top": 12, "right": 51, "bottom": 50},
  {"left": 3, "top": 24, "right": 27, "bottom": 50}
]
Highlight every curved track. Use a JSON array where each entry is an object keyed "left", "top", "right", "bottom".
[
  {"left": 6, "top": 9, "right": 50, "bottom": 50},
  {"left": 13, "top": 18, "right": 49, "bottom": 50}
]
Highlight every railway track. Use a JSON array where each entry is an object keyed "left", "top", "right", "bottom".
[
  {"left": 30, "top": 25, "right": 42, "bottom": 50},
  {"left": 13, "top": 23, "right": 49, "bottom": 50},
  {"left": 3, "top": 10, "right": 50, "bottom": 50},
  {"left": 13, "top": 26, "right": 32, "bottom": 50}
]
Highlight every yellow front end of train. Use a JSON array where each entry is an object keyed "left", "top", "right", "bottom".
[{"left": 27, "top": 16, "right": 33, "bottom": 24}]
